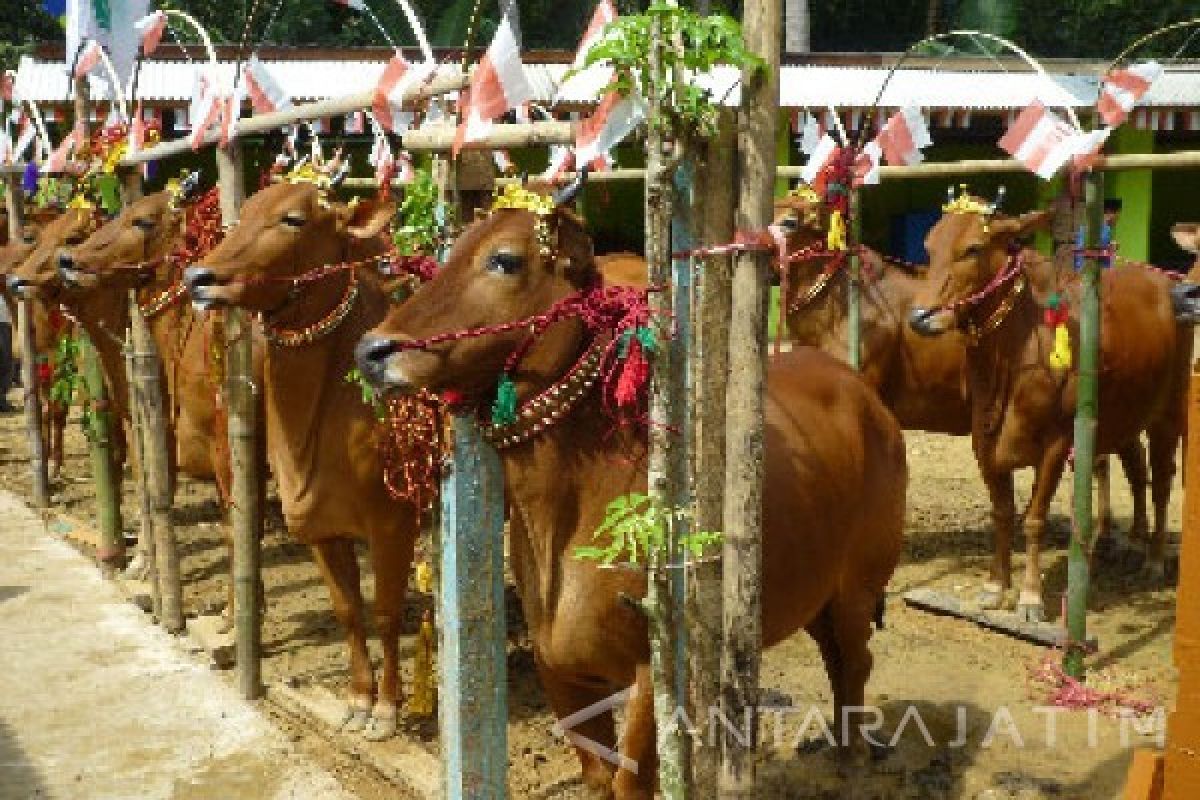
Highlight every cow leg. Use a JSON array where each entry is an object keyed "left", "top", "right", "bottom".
[
  {"left": 1144, "top": 423, "right": 1180, "bottom": 581},
  {"left": 1017, "top": 440, "right": 1070, "bottom": 623},
  {"left": 362, "top": 531, "right": 416, "bottom": 741},
  {"left": 1094, "top": 455, "right": 1113, "bottom": 545},
  {"left": 979, "top": 469, "right": 1016, "bottom": 610},
  {"left": 613, "top": 663, "right": 656, "bottom": 800},
  {"left": 1115, "top": 439, "right": 1149, "bottom": 550},
  {"left": 828, "top": 590, "right": 878, "bottom": 785},
  {"left": 538, "top": 663, "right": 619, "bottom": 797},
  {"left": 310, "top": 538, "right": 375, "bottom": 731}
]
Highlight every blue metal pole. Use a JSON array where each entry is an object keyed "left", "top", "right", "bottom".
[{"left": 439, "top": 415, "right": 508, "bottom": 799}]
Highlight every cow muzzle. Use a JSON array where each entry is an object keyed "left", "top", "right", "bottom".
[
  {"left": 6, "top": 274, "right": 36, "bottom": 300},
  {"left": 1171, "top": 282, "right": 1200, "bottom": 325},
  {"left": 184, "top": 266, "right": 224, "bottom": 311},
  {"left": 354, "top": 335, "right": 411, "bottom": 390},
  {"left": 909, "top": 307, "right": 953, "bottom": 337},
  {"left": 57, "top": 252, "right": 95, "bottom": 289}
]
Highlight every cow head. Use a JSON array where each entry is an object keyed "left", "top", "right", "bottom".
[
  {"left": 58, "top": 189, "right": 184, "bottom": 292},
  {"left": 7, "top": 208, "right": 100, "bottom": 301},
  {"left": 183, "top": 181, "right": 394, "bottom": 313},
  {"left": 909, "top": 201, "right": 1051, "bottom": 337},
  {"left": 773, "top": 188, "right": 826, "bottom": 252},
  {"left": 354, "top": 183, "right": 595, "bottom": 399}
]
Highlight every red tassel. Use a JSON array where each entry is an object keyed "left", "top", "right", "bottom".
[
  {"left": 441, "top": 389, "right": 466, "bottom": 410},
  {"left": 614, "top": 338, "right": 650, "bottom": 409}
]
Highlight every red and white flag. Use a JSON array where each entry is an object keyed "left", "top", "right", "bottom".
[
  {"left": 0, "top": 132, "right": 11, "bottom": 165},
  {"left": 0, "top": 73, "right": 12, "bottom": 102},
  {"left": 493, "top": 149, "right": 515, "bottom": 173},
  {"left": 574, "top": 91, "right": 644, "bottom": 167},
  {"left": 129, "top": 100, "right": 145, "bottom": 152},
  {"left": 74, "top": 40, "right": 105, "bottom": 79},
  {"left": 329, "top": 0, "right": 367, "bottom": 9},
  {"left": 801, "top": 133, "right": 838, "bottom": 186},
  {"left": 134, "top": 11, "right": 168, "bottom": 56},
  {"left": 44, "top": 130, "right": 79, "bottom": 173},
  {"left": 998, "top": 101, "right": 1108, "bottom": 180},
  {"left": 453, "top": 14, "right": 533, "bottom": 156},
  {"left": 853, "top": 140, "right": 883, "bottom": 186},
  {"left": 369, "top": 131, "right": 396, "bottom": 186},
  {"left": 243, "top": 55, "right": 292, "bottom": 115},
  {"left": 572, "top": 0, "right": 618, "bottom": 69},
  {"left": 395, "top": 150, "right": 414, "bottom": 184},
  {"left": 345, "top": 111, "right": 366, "bottom": 134},
  {"left": 875, "top": 106, "right": 932, "bottom": 166},
  {"left": 541, "top": 146, "right": 574, "bottom": 182},
  {"left": 188, "top": 72, "right": 223, "bottom": 150},
  {"left": 372, "top": 54, "right": 433, "bottom": 133},
  {"left": 1096, "top": 61, "right": 1162, "bottom": 127}
]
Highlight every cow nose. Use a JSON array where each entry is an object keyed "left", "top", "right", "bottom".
[
  {"left": 183, "top": 266, "right": 216, "bottom": 294},
  {"left": 354, "top": 335, "right": 404, "bottom": 387},
  {"left": 1171, "top": 282, "right": 1200, "bottom": 324},
  {"left": 909, "top": 307, "right": 943, "bottom": 337},
  {"left": 58, "top": 252, "right": 74, "bottom": 270},
  {"left": 6, "top": 275, "right": 29, "bottom": 296}
]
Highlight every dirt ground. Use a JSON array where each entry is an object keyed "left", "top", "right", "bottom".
[{"left": 0, "top": 389, "right": 1179, "bottom": 800}]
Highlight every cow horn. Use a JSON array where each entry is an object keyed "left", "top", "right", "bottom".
[
  {"left": 329, "top": 162, "right": 351, "bottom": 189},
  {"left": 553, "top": 166, "right": 590, "bottom": 208},
  {"left": 178, "top": 170, "right": 202, "bottom": 201},
  {"left": 993, "top": 185, "right": 1007, "bottom": 213}
]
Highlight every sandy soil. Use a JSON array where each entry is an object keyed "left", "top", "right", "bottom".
[{"left": 0, "top": 390, "right": 1179, "bottom": 800}]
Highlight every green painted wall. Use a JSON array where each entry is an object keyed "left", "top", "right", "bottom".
[
  {"left": 1150, "top": 136, "right": 1200, "bottom": 270},
  {"left": 1105, "top": 127, "right": 1154, "bottom": 262}
]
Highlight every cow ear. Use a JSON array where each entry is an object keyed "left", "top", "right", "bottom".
[
  {"left": 341, "top": 198, "right": 397, "bottom": 240},
  {"left": 1172, "top": 223, "right": 1199, "bottom": 255},
  {"left": 550, "top": 210, "right": 596, "bottom": 286},
  {"left": 990, "top": 209, "right": 1053, "bottom": 240}
]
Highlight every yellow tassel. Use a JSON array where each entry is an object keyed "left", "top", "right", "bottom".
[
  {"left": 1049, "top": 323, "right": 1072, "bottom": 369},
  {"left": 407, "top": 610, "right": 436, "bottom": 717},
  {"left": 827, "top": 209, "right": 847, "bottom": 252},
  {"left": 414, "top": 561, "right": 433, "bottom": 595}
]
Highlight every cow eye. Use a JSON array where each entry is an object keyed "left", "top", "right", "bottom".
[
  {"left": 488, "top": 251, "right": 524, "bottom": 275},
  {"left": 282, "top": 212, "right": 306, "bottom": 228},
  {"left": 22, "top": 233, "right": 37, "bottom": 244},
  {"left": 132, "top": 218, "right": 155, "bottom": 232},
  {"left": 65, "top": 234, "right": 85, "bottom": 246},
  {"left": 779, "top": 216, "right": 799, "bottom": 232},
  {"left": 962, "top": 244, "right": 983, "bottom": 259}
]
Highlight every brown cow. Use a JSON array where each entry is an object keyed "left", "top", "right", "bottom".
[
  {"left": 182, "top": 181, "right": 417, "bottom": 741},
  {"left": 3, "top": 209, "right": 86, "bottom": 475},
  {"left": 353, "top": 196, "right": 907, "bottom": 798},
  {"left": 909, "top": 202, "right": 1194, "bottom": 621},
  {"left": 773, "top": 193, "right": 1151, "bottom": 556},
  {"left": 58, "top": 185, "right": 268, "bottom": 617}
]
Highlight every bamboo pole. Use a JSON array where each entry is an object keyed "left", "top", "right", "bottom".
[
  {"left": 1064, "top": 170, "right": 1104, "bottom": 679},
  {"left": 688, "top": 109, "right": 735, "bottom": 791},
  {"left": 123, "top": 324, "right": 159, "bottom": 616},
  {"left": 402, "top": 120, "right": 575, "bottom": 153},
  {"left": 721, "top": 0, "right": 780, "bottom": 795},
  {"left": 78, "top": 331, "right": 125, "bottom": 564},
  {"left": 217, "top": 143, "right": 262, "bottom": 699},
  {"left": 118, "top": 71, "right": 468, "bottom": 167},
  {"left": 847, "top": 187, "right": 862, "bottom": 370},
  {"left": 5, "top": 175, "right": 49, "bottom": 508},
  {"left": 130, "top": 298, "right": 183, "bottom": 632}
]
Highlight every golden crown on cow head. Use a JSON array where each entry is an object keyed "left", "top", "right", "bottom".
[
  {"left": 491, "top": 183, "right": 557, "bottom": 258},
  {"left": 943, "top": 184, "right": 997, "bottom": 216},
  {"left": 788, "top": 184, "right": 823, "bottom": 205}
]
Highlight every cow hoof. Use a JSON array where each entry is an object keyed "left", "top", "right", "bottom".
[
  {"left": 1015, "top": 593, "right": 1045, "bottom": 623},
  {"left": 123, "top": 553, "right": 149, "bottom": 581},
  {"left": 363, "top": 708, "right": 398, "bottom": 741},
  {"left": 1139, "top": 559, "right": 1167, "bottom": 583},
  {"left": 976, "top": 583, "right": 1006, "bottom": 610},
  {"left": 340, "top": 707, "right": 371, "bottom": 733}
]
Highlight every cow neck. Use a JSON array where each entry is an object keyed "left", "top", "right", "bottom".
[
  {"left": 261, "top": 243, "right": 389, "bottom": 495},
  {"left": 262, "top": 266, "right": 359, "bottom": 348},
  {"left": 493, "top": 329, "right": 645, "bottom": 611},
  {"left": 62, "top": 288, "right": 133, "bottom": 422},
  {"left": 785, "top": 253, "right": 850, "bottom": 345}
]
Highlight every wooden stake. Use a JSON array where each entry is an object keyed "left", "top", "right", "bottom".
[
  {"left": 1065, "top": 170, "right": 1104, "bottom": 679},
  {"left": 5, "top": 176, "right": 48, "bottom": 508},
  {"left": 129, "top": 298, "right": 183, "bottom": 632},
  {"left": 688, "top": 110, "right": 735, "bottom": 791},
  {"left": 847, "top": 187, "right": 862, "bottom": 370},
  {"left": 217, "top": 143, "right": 262, "bottom": 700},
  {"left": 439, "top": 416, "right": 507, "bottom": 799},
  {"left": 123, "top": 324, "right": 160, "bottom": 617},
  {"left": 721, "top": 0, "right": 780, "bottom": 795}
]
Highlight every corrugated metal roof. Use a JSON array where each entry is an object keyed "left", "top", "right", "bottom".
[{"left": 13, "top": 56, "right": 1200, "bottom": 112}]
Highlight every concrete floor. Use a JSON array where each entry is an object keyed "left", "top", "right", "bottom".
[{"left": 0, "top": 489, "right": 354, "bottom": 800}]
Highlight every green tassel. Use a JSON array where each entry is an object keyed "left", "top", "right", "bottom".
[
  {"left": 492, "top": 373, "right": 518, "bottom": 426},
  {"left": 635, "top": 326, "right": 657, "bottom": 355},
  {"left": 1047, "top": 292, "right": 1062, "bottom": 310}
]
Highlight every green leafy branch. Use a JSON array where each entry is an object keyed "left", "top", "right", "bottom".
[
  {"left": 575, "top": 492, "right": 722, "bottom": 570},
  {"left": 344, "top": 367, "right": 385, "bottom": 419},
  {"left": 50, "top": 334, "right": 80, "bottom": 409},
  {"left": 393, "top": 166, "right": 444, "bottom": 257},
  {"left": 574, "top": 3, "right": 763, "bottom": 140}
]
